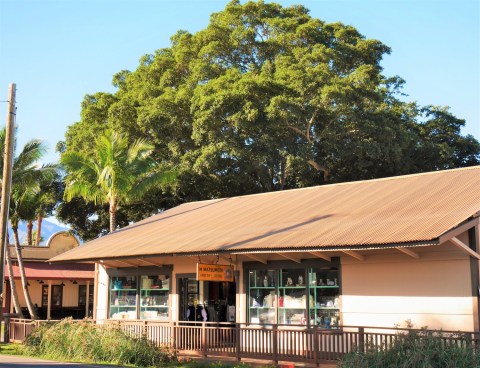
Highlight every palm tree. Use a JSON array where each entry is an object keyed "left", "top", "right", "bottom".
[
  {"left": 34, "top": 191, "right": 56, "bottom": 245},
  {"left": 9, "top": 188, "right": 39, "bottom": 319},
  {"left": 4, "top": 234, "right": 23, "bottom": 317},
  {"left": 62, "top": 130, "right": 176, "bottom": 233},
  {"left": 0, "top": 128, "right": 56, "bottom": 319},
  {"left": 33, "top": 178, "right": 60, "bottom": 245}
]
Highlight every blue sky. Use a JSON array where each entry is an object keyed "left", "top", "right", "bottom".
[{"left": 0, "top": 0, "right": 479, "bottom": 166}]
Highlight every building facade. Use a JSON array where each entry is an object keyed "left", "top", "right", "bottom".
[
  {"left": 4, "top": 231, "right": 95, "bottom": 319},
  {"left": 51, "top": 167, "right": 480, "bottom": 332}
]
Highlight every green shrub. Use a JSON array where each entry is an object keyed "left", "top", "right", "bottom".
[
  {"left": 339, "top": 328, "right": 480, "bottom": 368},
  {"left": 23, "top": 318, "right": 176, "bottom": 367}
]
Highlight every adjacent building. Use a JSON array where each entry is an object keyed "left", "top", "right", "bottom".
[{"left": 3, "top": 231, "right": 95, "bottom": 319}]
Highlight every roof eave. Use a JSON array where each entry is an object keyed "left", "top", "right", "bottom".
[{"left": 49, "top": 239, "right": 440, "bottom": 264}]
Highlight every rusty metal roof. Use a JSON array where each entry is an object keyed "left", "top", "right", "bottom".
[{"left": 50, "top": 166, "right": 480, "bottom": 262}]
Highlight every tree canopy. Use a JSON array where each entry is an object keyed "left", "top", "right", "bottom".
[{"left": 58, "top": 0, "right": 480, "bottom": 239}]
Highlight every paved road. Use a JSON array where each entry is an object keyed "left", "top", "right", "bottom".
[{"left": 0, "top": 355, "right": 125, "bottom": 367}]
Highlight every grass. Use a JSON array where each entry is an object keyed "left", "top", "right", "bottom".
[
  {"left": 20, "top": 318, "right": 253, "bottom": 367},
  {"left": 23, "top": 318, "right": 175, "bottom": 367},
  {"left": 0, "top": 343, "right": 24, "bottom": 355}
]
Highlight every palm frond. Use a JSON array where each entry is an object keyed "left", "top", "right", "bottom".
[{"left": 128, "top": 170, "right": 177, "bottom": 201}]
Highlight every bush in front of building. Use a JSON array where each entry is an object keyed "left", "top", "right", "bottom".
[
  {"left": 339, "top": 328, "right": 480, "bottom": 368},
  {"left": 23, "top": 318, "right": 176, "bottom": 367}
]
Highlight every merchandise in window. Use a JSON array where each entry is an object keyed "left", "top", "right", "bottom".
[
  {"left": 248, "top": 269, "right": 276, "bottom": 324},
  {"left": 308, "top": 268, "right": 340, "bottom": 328},
  {"left": 109, "top": 276, "right": 137, "bottom": 320},
  {"left": 140, "top": 275, "right": 170, "bottom": 320},
  {"left": 108, "top": 273, "right": 171, "bottom": 320},
  {"left": 246, "top": 263, "right": 340, "bottom": 327}
]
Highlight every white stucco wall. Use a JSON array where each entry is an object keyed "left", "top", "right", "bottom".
[{"left": 341, "top": 235, "right": 476, "bottom": 331}]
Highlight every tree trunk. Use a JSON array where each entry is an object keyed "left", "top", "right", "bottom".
[
  {"left": 5, "top": 241, "right": 24, "bottom": 317},
  {"left": 27, "top": 220, "right": 33, "bottom": 245},
  {"left": 12, "top": 227, "right": 38, "bottom": 319},
  {"left": 109, "top": 198, "right": 117, "bottom": 233},
  {"left": 279, "top": 156, "right": 287, "bottom": 191},
  {"left": 35, "top": 214, "right": 43, "bottom": 246}
]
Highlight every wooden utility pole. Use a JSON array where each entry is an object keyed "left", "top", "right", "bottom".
[{"left": 0, "top": 83, "right": 16, "bottom": 323}]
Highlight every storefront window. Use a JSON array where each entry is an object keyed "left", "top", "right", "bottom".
[
  {"left": 247, "top": 262, "right": 340, "bottom": 327},
  {"left": 308, "top": 267, "right": 340, "bottom": 328},
  {"left": 140, "top": 275, "right": 170, "bottom": 320},
  {"left": 108, "top": 272, "right": 171, "bottom": 320},
  {"left": 109, "top": 276, "right": 137, "bottom": 320},
  {"left": 278, "top": 268, "right": 307, "bottom": 324},
  {"left": 248, "top": 269, "right": 276, "bottom": 324}
]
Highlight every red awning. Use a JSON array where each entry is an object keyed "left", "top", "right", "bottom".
[{"left": 5, "top": 262, "right": 94, "bottom": 280}]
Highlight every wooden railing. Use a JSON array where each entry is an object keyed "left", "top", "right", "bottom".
[{"left": 8, "top": 319, "right": 480, "bottom": 365}]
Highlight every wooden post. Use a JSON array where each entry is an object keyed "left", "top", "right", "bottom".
[
  {"left": 47, "top": 281, "right": 52, "bottom": 319},
  {"left": 3, "top": 315, "right": 10, "bottom": 342},
  {"left": 313, "top": 326, "right": 319, "bottom": 366},
  {"left": 202, "top": 322, "right": 207, "bottom": 357},
  {"left": 172, "top": 321, "right": 177, "bottom": 352},
  {"left": 273, "top": 324, "right": 278, "bottom": 364},
  {"left": 236, "top": 323, "right": 241, "bottom": 362},
  {"left": 0, "top": 83, "right": 16, "bottom": 324},
  {"left": 85, "top": 281, "right": 90, "bottom": 317},
  {"left": 358, "top": 327, "right": 365, "bottom": 353}
]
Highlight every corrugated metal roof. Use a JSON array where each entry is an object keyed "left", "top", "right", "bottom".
[
  {"left": 50, "top": 166, "right": 480, "bottom": 262},
  {"left": 5, "top": 262, "right": 94, "bottom": 280}
]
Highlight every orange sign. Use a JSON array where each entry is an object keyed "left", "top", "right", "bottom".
[{"left": 196, "top": 263, "right": 235, "bottom": 282}]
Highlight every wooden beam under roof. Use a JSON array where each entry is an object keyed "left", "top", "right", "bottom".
[
  {"left": 450, "top": 237, "right": 480, "bottom": 260},
  {"left": 277, "top": 253, "right": 302, "bottom": 264},
  {"left": 137, "top": 258, "right": 164, "bottom": 267},
  {"left": 218, "top": 255, "right": 233, "bottom": 265},
  {"left": 395, "top": 247, "right": 420, "bottom": 259},
  {"left": 308, "top": 251, "right": 331, "bottom": 262},
  {"left": 439, "top": 217, "right": 479, "bottom": 244},
  {"left": 98, "top": 260, "right": 118, "bottom": 268},
  {"left": 243, "top": 254, "right": 267, "bottom": 264},
  {"left": 115, "top": 259, "right": 139, "bottom": 267},
  {"left": 342, "top": 250, "right": 365, "bottom": 261}
]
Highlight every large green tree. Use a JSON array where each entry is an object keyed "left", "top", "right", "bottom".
[
  {"left": 61, "top": 130, "right": 175, "bottom": 233},
  {"left": 59, "top": 0, "right": 479, "bottom": 237}
]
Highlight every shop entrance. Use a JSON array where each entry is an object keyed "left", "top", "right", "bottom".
[{"left": 178, "top": 276, "right": 236, "bottom": 323}]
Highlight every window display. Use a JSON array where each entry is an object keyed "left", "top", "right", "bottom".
[
  {"left": 109, "top": 276, "right": 137, "bottom": 320},
  {"left": 248, "top": 269, "right": 276, "bottom": 324},
  {"left": 278, "top": 268, "right": 307, "bottom": 325},
  {"left": 246, "top": 262, "right": 340, "bottom": 327},
  {"left": 108, "top": 272, "right": 171, "bottom": 320},
  {"left": 140, "top": 275, "right": 170, "bottom": 320},
  {"left": 308, "top": 268, "right": 340, "bottom": 328}
]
